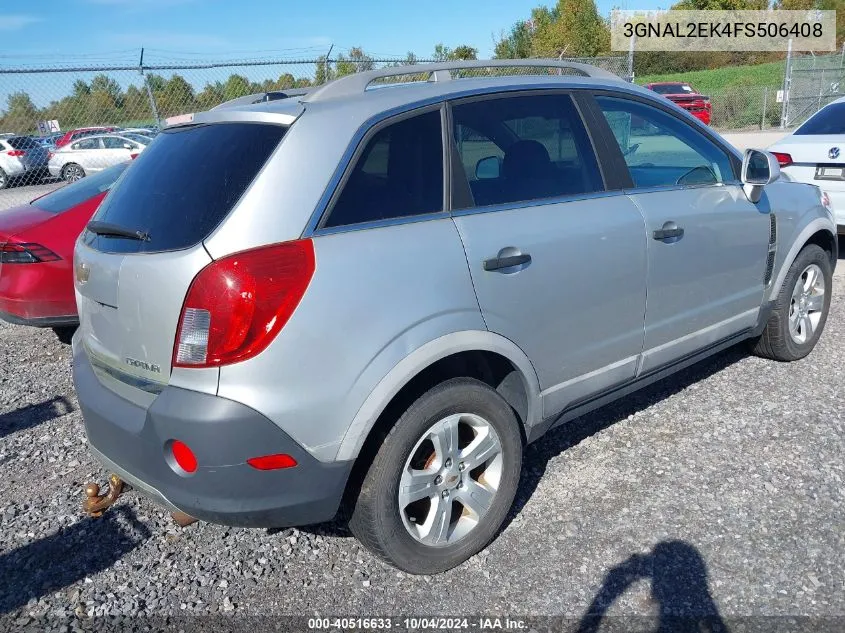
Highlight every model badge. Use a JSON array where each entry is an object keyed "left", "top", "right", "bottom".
[
  {"left": 125, "top": 357, "right": 161, "bottom": 373},
  {"left": 830, "top": 147, "right": 840, "bottom": 160},
  {"left": 75, "top": 261, "right": 90, "bottom": 283}
]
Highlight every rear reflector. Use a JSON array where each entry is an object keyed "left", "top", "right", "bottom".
[
  {"left": 173, "top": 239, "right": 315, "bottom": 368},
  {"left": 0, "top": 242, "right": 61, "bottom": 264},
  {"left": 772, "top": 152, "right": 793, "bottom": 167},
  {"left": 247, "top": 454, "right": 298, "bottom": 470},
  {"left": 171, "top": 440, "right": 197, "bottom": 473}
]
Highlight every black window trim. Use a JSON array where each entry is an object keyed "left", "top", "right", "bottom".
[
  {"left": 586, "top": 88, "right": 743, "bottom": 192},
  {"left": 445, "top": 88, "right": 619, "bottom": 219},
  {"left": 314, "top": 102, "right": 449, "bottom": 235}
]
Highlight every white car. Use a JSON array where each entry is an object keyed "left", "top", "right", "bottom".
[
  {"left": 769, "top": 96, "right": 845, "bottom": 233},
  {"left": 48, "top": 133, "right": 150, "bottom": 182}
]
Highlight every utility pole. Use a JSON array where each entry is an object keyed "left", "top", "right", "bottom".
[
  {"left": 780, "top": 39, "right": 792, "bottom": 130},
  {"left": 139, "top": 48, "right": 161, "bottom": 127},
  {"left": 323, "top": 44, "right": 334, "bottom": 84}
]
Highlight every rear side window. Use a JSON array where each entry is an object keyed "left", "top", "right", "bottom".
[
  {"left": 794, "top": 103, "right": 845, "bottom": 135},
  {"left": 73, "top": 138, "right": 100, "bottom": 150},
  {"left": 451, "top": 93, "right": 603, "bottom": 209},
  {"left": 36, "top": 162, "right": 127, "bottom": 213},
  {"left": 85, "top": 122, "right": 285, "bottom": 253},
  {"left": 324, "top": 109, "right": 443, "bottom": 228}
]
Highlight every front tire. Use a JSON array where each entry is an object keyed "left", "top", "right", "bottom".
[
  {"left": 349, "top": 378, "right": 523, "bottom": 574},
  {"left": 751, "top": 243, "right": 832, "bottom": 361}
]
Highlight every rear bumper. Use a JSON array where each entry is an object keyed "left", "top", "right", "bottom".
[
  {"left": 0, "top": 262, "right": 77, "bottom": 324},
  {"left": 0, "top": 310, "right": 78, "bottom": 327},
  {"left": 688, "top": 109, "right": 711, "bottom": 125},
  {"left": 73, "top": 341, "right": 352, "bottom": 528}
]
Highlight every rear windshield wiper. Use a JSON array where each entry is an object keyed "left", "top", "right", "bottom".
[{"left": 86, "top": 221, "right": 151, "bottom": 242}]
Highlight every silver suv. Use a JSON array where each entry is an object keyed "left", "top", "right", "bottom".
[{"left": 72, "top": 60, "right": 837, "bottom": 574}]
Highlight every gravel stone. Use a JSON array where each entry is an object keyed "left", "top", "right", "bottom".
[{"left": 0, "top": 253, "right": 843, "bottom": 625}]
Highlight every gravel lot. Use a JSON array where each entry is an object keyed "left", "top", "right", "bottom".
[{"left": 1, "top": 246, "right": 843, "bottom": 630}]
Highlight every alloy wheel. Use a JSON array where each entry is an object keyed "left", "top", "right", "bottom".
[
  {"left": 788, "top": 263, "right": 825, "bottom": 344},
  {"left": 398, "top": 413, "right": 503, "bottom": 547}
]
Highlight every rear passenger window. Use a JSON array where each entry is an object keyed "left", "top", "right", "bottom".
[
  {"left": 75, "top": 138, "right": 100, "bottom": 150},
  {"left": 451, "top": 94, "right": 603, "bottom": 209},
  {"left": 325, "top": 109, "right": 443, "bottom": 228},
  {"left": 596, "top": 96, "right": 735, "bottom": 188}
]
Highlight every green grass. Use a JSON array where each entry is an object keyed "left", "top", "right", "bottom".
[{"left": 636, "top": 61, "right": 784, "bottom": 94}]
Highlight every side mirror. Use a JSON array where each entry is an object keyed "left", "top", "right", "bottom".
[
  {"left": 123, "top": 143, "right": 134, "bottom": 151},
  {"left": 475, "top": 156, "right": 501, "bottom": 180},
  {"left": 742, "top": 149, "right": 780, "bottom": 203}
]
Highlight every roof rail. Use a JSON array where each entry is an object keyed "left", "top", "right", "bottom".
[
  {"left": 303, "top": 59, "right": 619, "bottom": 103},
  {"left": 212, "top": 87, "right": 311, "bottom": 110}
]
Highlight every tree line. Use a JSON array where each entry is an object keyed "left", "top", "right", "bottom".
[
  {"left": 492, "top": 0, "right": 844, "bottom": 75},
  {"left": 3, "top": 0, "right": 843, "bottom": 136},
  {"left": 0, "top": 44, "right": 480, "bottom": 135}
]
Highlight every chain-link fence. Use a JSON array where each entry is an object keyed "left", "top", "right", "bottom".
[
  {"left": 782, "top": 45, "right": 845, "bottom": 128},
  {"left": 0, "top": 54, "right": 630, "bottom": 209},
  {"left": 708, "top": 85, "right": 782, "bottom": 131}
]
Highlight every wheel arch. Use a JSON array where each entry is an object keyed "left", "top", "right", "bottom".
[
  {"left": 334, "top": 330, "right": 542, "bottom": 464},
  {"left": 768, "top": 218, "right": 837, "bottom": 303}
]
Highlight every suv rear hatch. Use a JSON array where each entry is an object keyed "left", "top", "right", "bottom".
[{"left": 75, "top": 121, "right": 287, "bottom": 401}]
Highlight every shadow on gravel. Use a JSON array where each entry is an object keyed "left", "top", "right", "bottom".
[
  {"left": 0, "top": 396, "right": 75, "bottom": 439},
  {"left": 577, "top": 540, "right": 728, "bottom": 633},
  {"left": 507, "top": 344, "right": 748, "bottom": 526},
  {"left": 0, "top": 506, "right": 151, "bottom": 614}
]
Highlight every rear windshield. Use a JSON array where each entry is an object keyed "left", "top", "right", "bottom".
[
  {"left": 8, "top": 136, "right": 41, "bottom": 149},
  {"left": 794, "top": 103, "right": 845, "bottom": 135},
  {"left": 85, "top": 122, "right": 286, "bottom": 254},
  {"left": 36, "top": 163, "right": 128, "bottom": 213},
  {"left": 650, "top": 84, "right": 693, "bottom": 95}
]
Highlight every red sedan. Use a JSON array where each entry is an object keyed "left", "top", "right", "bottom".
[
  {"left": 645, "top": 82, "right": 712, "bottom": 125},
  {"left": 0, "top": 162, "right": 128, "bottom": 340},
  {"left": 54, "top": 126, "right": 118, "bottom": 148}
]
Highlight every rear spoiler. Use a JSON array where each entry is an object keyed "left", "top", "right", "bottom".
[{"left": 211, "top": 88, "right": 311, "bottom": 111}]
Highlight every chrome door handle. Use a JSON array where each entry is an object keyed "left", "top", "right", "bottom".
[{"left": 653, "top": 221, "right": 684, "bottom": 241}]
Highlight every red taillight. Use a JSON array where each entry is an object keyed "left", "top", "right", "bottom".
[
  {"left": 170, "top": 440, "right": 197, "bottom": 473},
  {"left": 130, "top": 153, "right": 139, "bottom": 160},
  {"left": 772, "top": 152, "right": 793, "bottom": 167},
  {"left": 6, "top": 150, "right": 25, "bottom": 157},
  {"left": 247, "top": 454, "right": 298, "bottom": 470},
  {"left": 0, "top": 242, "right": 61, "bottom": 264},
  {"left": 173, "top": 239, "right": 315, "bottom": 368}
]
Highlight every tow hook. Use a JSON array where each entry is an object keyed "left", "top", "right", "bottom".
[{"left": 82, "top": 474, "right": 124, "bottom": 517}]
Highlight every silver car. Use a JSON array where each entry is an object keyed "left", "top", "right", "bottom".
[
  {"left": 49, "top": 133, "right": 149, "bottom": 181},
  {"left": 72, "top": 60, "right": 837, "bottom": 574}
]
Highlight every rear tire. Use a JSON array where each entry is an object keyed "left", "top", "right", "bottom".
[
  {"left": 61, "top": 163, "right": 85, "bottom": 182},
  {"left": 349, "top": 378, "right": 523, "bottom": 574},
  {"left": 0, "top": 168, "right": 8, "bottom": 190},
  {"left": 750, "top": 243, "right": 832, "bottom": 361}
]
